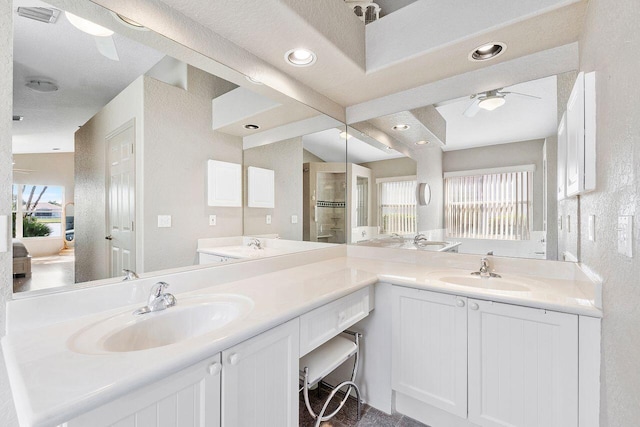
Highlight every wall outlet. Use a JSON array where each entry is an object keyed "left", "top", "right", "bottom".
[
  {"left": 157, "top": 215, "right": 172, "bottom": 228},
  {"left": 618, "top": 215, "right": 633, "bottom": 257},
  {"left": 266, "top": 214, "right": 272, "bottom": 225},
  {"left": 291, "top": 215, "right": 298, "bottom": 224},
  {"left": 588, "top": 215, "right": 595, "bottom": 241},
  {"left": 209, "top": 215, "right": 217, "bottom": 226}
]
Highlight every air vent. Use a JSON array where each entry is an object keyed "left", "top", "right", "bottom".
[
  {"left": 13, "top": 115, "right": 24, "bottom": 122},
  {"left": 17, "top": 7, "right": 60, "bottom": 24}
]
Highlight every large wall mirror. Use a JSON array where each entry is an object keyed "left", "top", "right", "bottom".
[
  {"left": 346, "top": 71, "right": 580, "bottom": 262},
  {"left": 11, "top": 0, "right": 346, "bottom": 295}
]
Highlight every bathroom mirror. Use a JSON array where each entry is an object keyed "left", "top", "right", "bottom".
[
  {"left": 347, "top": 72, "right": 580, "bottom": 261},
  {"left": 10, "top": 0, "right": 346, "bottom": 294}
]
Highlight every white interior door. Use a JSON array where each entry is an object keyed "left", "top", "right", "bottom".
[{"left": 106, "top": 120, "right": 136, "bottom": 278}]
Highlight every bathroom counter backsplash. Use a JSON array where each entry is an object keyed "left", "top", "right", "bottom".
[{"left": 2, "top": 247, "right": 601, "bottom": 426}]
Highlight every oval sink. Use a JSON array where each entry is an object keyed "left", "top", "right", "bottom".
[
  {"left": 69, "top": 294, "right": 253, "bottom": 353},
  {"left": 436, "top": 275, "right": 530, "bottom": 292}
]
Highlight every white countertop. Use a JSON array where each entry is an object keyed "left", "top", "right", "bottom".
[
  {"left": 2, "top": 253, "right": 601, "bottom": 427},
  {"left": 198, "top": 245, "right": 292, "bottom": 259}
]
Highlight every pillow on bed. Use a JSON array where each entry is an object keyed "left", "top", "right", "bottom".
[{"left": 12, "top": 239, "right": 30, "bottom": 258}]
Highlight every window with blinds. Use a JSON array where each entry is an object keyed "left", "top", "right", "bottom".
[
  {"left": 378, "top": 177, "right": 416, "bottom": 235},
  {"left": 444, "top": 170, "right": 532, "bottom": 240}
]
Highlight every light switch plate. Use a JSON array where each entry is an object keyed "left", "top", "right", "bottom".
[
  {"left": 588, "top": 215, "right": 595, "bottom": 241},
  {"left": 266, "top": 214, "right": 272, "bottom": 225},
  {"left": 158, "top": 215, "right": 172, "bottom": 228},
  {"left": 209, "top": 215, "right": 217, "bottom": 226},
  {"left": 291, "top": 215, "right": 298, "bottom": 224},
  {"left": 618, "top": 215, "right": 633, "bottom": 257}
]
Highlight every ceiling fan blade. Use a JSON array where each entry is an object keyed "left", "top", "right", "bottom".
[
  {"left": 463, "top": 99, "right": 481, "bottom": 117},
  {"left": 95, "top": 35, "right": 119, "bottom": 61},
  {"left": 501, "top": 91, "right": 542, "bottom": 100}
]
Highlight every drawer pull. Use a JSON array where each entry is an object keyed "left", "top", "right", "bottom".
[
  {"left": 469, "top": 302, "right": 479, "bottom": 311},
  {"left": 228, "top": 353, "right": 240, "bottom": 366},
  {"left": 456, "top": 299, "right": 465, "bottom": 308},
  {"left": 208, "top": 362, "right": 222, "bottom": 375}
]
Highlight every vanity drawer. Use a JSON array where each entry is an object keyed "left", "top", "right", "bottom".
[{"left": 299, "top": 286, "right": 371, "bottom": 357}]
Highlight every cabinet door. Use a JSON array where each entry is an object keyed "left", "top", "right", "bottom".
[
  {"left": 468, "top": 299, "right": 578, "bottom": 427},
  {"left": 557, "top": 112, "right": 567, "bottom": 201},
  {"left": 565, "top": 72, "right": 585, "bottom": 197},
  {"left": 63, "top": 355, "right": 222, "bottom": 427},
  {"left": 391, "top": 286, "right": 468, "bottom": 418},
  {"left": 222, "top": 319, "right": 299, "bottom": 427}
]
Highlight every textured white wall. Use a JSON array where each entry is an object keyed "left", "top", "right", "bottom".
[
  {"left": 243, "top": 138, "right": 304, "bottom": 240},
  {"left": 443, "top": 139, "right": 546, "bottom": 231},
  {"left": 0, "top": 0, "right": 18, "bottom": 423},
  {"left": 142, "top": 74, "right": 243, "bottom": 271},
  {"left": 577, "top": 0, "right": 640, "bottom": 424}
]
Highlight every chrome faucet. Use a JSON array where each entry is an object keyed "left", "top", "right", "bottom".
[
  {"left": 134, "top": 281, "right": 177, "bottom": 315},
  {"left": 248, "top": 238, "right": 263, "bottom": 250},
  {"left": 471, "top": 257, "right": 501, "bottom": 278},
  {"left": 122, "top": 269, "right": 139, "bottom": 281},
  {"left": 413, "top": 233, "right": 428, "bottom": 247}
]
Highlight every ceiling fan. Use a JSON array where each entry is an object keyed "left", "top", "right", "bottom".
[{"left": 463, "top": 89, "right": 541, "bottom": 117}]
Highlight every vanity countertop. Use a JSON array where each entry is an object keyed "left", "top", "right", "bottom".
[
  {"left": 198, "top": 245, "right": 292, "bottom": 259},
  {"left": 2, "top": 253, "right": 601, "bottom": 427}
]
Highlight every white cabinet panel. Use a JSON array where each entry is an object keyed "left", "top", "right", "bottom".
[
  {"left": 557, "top": 112, "right": 567, "bottom": 201},
  {"left": 392, "top": 287, "right": 468, "bottom": 418},
  {"left": 208, "top": 160, "right": 242, "bottom": 207},
  {"left": 63, "top": 355, "right": 222, "bottom": 427},
  {"left": 468, "top": 299, "right": 578, "bottom": 427},
  {"left": 222, "top": 318, "right": 299, "bottom": 427}
]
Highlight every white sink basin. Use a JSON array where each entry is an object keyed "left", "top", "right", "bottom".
[
  {"left": 69, "top": 294, "right": 254, "bottom": 353},
  {"left": 427, "top": 270, "right": 532, "bottom": 292}
]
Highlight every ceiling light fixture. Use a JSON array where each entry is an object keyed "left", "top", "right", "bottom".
[
  {"left": 25, "top": 80, "right": 59, "bottom": 93},
  {"left": 13, "top": 115, "right": 24, "bottom": 122},
  {"left": 112, "top": 12, "right": 147, "bottom": 30},
  {"left": 339, "top": 131, "right": 352, "bottom": 140},
  {"left": 415, "top": 140, "right": 429, "bottom": 146},
  {"left": 478, "top": 94, "right": 506, "bottom": 111},
  {"left": 17, "top": 7, "right": 60, "bottom": 23},
  {"left": 245, "top": 76, "right": 263, "bottom": 85},
  {"left": 52, "top": 148, "right": 61, "bottom": 151},
  {"left": 469, "top": 42, "right": 506, "bottom": 61},
  {"left": 284, "top": 48, "right": 316, "bottom": 67},
  {"left": 392, "top": 124, "right": 410, "bottom": 131},
  {"left": 244, "top": 124, "right": 260, "bottom": 130},
  {"left": 65, "top": 11, "right": 114, "bottom": 37}
]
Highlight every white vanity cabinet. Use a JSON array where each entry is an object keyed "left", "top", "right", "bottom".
[
  {"left": 198, "top": 253, "right": 237, "bottom": 264},
  {"left": 61, "top": 354, "right": 222, "bottom": 427},
  {"left": 221, "top": 318, "right": 299, "bottom": 427},
  {"left": 392, "top": 286, "right": 579, "bottom": 427}
]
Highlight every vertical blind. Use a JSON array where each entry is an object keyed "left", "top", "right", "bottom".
[
  {"left": 445, "top": 171, "right": 532, "bottom": 240},
  {"left": 378, "top": 179, "right": 416, "bottom": 235}
]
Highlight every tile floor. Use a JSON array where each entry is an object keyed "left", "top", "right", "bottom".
[
  {"left": 299, "top": 383, "right": 428, "bottom": 427},
  {"left": 13, "top": 254, "right": 75, "bottom": 293}
]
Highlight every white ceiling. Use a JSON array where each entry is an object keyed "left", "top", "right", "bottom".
[
  {"left": 12, "top": 0, "right": 165, "bottom": 153},
  {"left": 436, "top": 75, "right": 558, "bottom": 151},
  {"left": 302, "top": 128, "right": 403, "bottom": 163}
]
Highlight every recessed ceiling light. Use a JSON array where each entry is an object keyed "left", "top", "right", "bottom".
[
  {"left": 65, "top": 11, "right": 114, "bottom": 37},
  {"left": 52, "top": 148, "right": 61, "bottom": 151},
  {"left": 111, "top": 12, "right": 148, "bottom": 30},
  {"left": 469, "top": 42, "right": 506, "bottom": 61},
  {"left": 339, "top": 131, "right": 352, "bottom": 140},
  {"left": 284, "top": 48, "right": 316, "bottom": 67},
  {"left": 25, "top": 80, "right": 58, "bottom": 93},
  {"left": 245, "top": 75, "right": 263, "bottom": 85},
  {"left": 385, "top": 146, "right": 392, "bottom": 150},
  {"left": 415, "top": 140, "right": 429, "bottom": 146},
  {"left": 478, "top": 94, "right": 506, "bottom": 111},
  {"left": 17, "top": 7, "right": 60, "bottom": 23},
  {"left": 12, "top": 115, "right": 24, "bottom": 121},
  {"left": 392, "top": 124, "right": 410, "bottom": 131},
  {"left": 244, "top": 124, "right": 260, "bottom": 130}
]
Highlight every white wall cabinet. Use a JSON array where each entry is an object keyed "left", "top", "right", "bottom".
[
  {"left": 221, "top": 318, "right": 299, "bottom": 427},
  {"left": 557, "top": 112, "right": 567, "bottom": 201},
  {"left": 468, "top": 299, "right": 578, "bottom": 427},
  {"left": 392, "top": 286, "right": 579, "bottom": 427},
  {"left": 391, "top": 287, "right": 468, "bottom": 418},
  {"left": 565, "top": 71, "right": 596, "bottom": 197},
  {"left": 61, "top": 354, "right": 222, "bottom": 427}
]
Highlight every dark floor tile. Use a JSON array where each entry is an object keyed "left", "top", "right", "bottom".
[
  {"left": 397, "top": 415, "right": 430, "bottom": 427},
  {"left": 353, "top": 407, "right": 401, "bottom": 427}
]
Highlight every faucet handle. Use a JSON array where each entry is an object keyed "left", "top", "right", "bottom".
[
  {"left": 486, "top": 251, "right": 494, "bottom": 256},
  {"left": 149, "top": 281, "right": 169, "bottom": 300}
]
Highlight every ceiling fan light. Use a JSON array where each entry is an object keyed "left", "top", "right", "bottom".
[
  {"left": 478, "top": 96, "right": 506, "bottom": 111},
  {"left": 65, "top": 11, "right": 114, "bottom": 37}
]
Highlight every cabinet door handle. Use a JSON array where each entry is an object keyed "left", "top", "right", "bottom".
[
  {"left": 469, "top": 302, "right": 479, "bottom": 311},
  {"left": 208, "top": 361, "right": 222, "bottom": 375},
  {"left": 456, "top": 299, "right": 465, "bottom": 308},
  {"left": 228, "top": 353, "right": 240, "bottom": 366}
]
